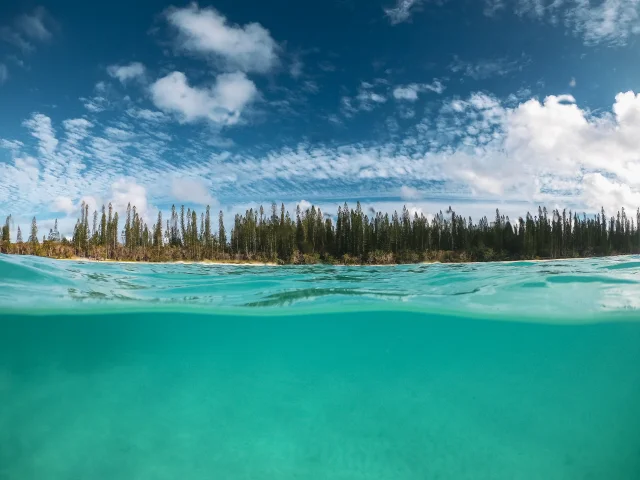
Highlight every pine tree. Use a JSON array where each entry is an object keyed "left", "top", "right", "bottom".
[
  {"left": 100, "top": 205, "right": 107, "bottom": 246},
  {"left": 125, "top": 203, "right": 132, "bottom": 251},
  {"left": 180, "top": 205, "right": 186, "bottom": 246},
  {"left": 204, "top": 206, "right": 212, "bottom": 258},
  {"left": 1, "top": 215, "right": 10, "bottom": 244},
  {"left": 154, "top": 211, "right": 163, "bottom": 250},
  {"left": 218, "top": 210, "right": 226, "bottom": 254},
  {"left": 29, "top": 217, "right": 39, "bottom": 246}
]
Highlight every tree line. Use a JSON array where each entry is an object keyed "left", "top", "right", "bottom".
[{"left": 2, "top": 202, "right": 640, "bottom": 264}]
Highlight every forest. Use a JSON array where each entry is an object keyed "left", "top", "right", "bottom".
[{"left": 2, "top": 201, "right": 640, "bottom": 264}]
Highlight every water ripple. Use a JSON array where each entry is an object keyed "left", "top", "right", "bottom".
[{"left": 2, "top": 254, "right": 640, "bottom": 322}]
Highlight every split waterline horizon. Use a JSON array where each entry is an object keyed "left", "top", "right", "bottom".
[{"left": 1, "top": 254, "right": 640, "bottom": 479}]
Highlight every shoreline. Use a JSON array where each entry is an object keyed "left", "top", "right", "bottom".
[
  {"left": 56, "top": 257, "right": 280, "bottom": 266},
  {"left": 25, "top": 254, "right": 627, "bottom": 267}
]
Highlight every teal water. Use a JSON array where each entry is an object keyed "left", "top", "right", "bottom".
[{"left": 1, "top": 254, "right": 640, "bottom": 479}]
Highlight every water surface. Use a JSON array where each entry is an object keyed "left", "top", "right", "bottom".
[{"left": 1, "top": 254, "right": 640, "bottom": 479}]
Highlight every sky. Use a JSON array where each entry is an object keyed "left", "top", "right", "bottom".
[{"left": 2, "top": 0, "right": 640, "bottom": 238}]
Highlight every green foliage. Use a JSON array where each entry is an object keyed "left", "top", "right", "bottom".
[
  {"left": 5, "top": 203, "right": 640, "bottom": 264},
  {"left": 29, "top": 217, "right": 39, "bottom": 246},
  {"left": 1, "top": 215, "right": 11, "bottom": 245}
]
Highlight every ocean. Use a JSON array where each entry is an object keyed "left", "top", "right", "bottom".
[{"left": 1, "top": 253, "right": 640, "bottom": 479}]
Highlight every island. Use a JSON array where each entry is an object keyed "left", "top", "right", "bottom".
[{"left": 1, "top": 202, "right": 638, "bottom": 265}]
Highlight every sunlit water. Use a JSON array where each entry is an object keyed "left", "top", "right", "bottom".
[{"left": 1, "top": 254, "right": 640, "bottom": 479}]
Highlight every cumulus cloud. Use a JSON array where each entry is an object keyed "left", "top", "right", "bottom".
[
  {"left": 150, "top": 71, "right": 257, "bottom": 125},
  {"left": 107, "top": 62, "right": 146, "bottom": 83},
  {"left": 171, "top": 177, "right": 215, "bottom": 205},
  {"left": 166, "top": 4, "right": 278, "bottom": 73},
  {"left": 582, "top": 173, "right": 640, "bottom": 214},
  {"left": 437, "top": 91, "right": 640, "bottom": 212}
]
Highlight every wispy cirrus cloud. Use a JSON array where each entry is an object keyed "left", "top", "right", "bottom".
[
  {"left": 0, "top": 7, "right": 56, "bottom": 53},
  {"left": 341, "top": 81, "right": 388, "bottom": 116},
  {"left": 0, "top": 7, "right": 57, "bottom": 82},
  {"left": 22, "top": 114, "right": 58, "bottom": 156},
  {"left": 384, "top": 0, "right": 424, "bottom": 25},
  {"left": 450, "top": 54, "right": 530, "bottom": 80},
  {"left": 484, "top": 0, "right": 640, "bottom": 46},
  {"left": 4, "top": 90, "right": 640, "bottom": 236}
]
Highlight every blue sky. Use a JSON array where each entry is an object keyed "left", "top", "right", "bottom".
[{"left": 2, "top": 0, "right": 640, "bottom": 237}]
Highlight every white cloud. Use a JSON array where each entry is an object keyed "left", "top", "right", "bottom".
[
  {"left": 393, "top": 85, "right": 420, "bottom": 101},
  {"left": 393, "top": 80, "right": 445, "bottom": 101},
  {"left": 384, "top": 0, "right": 423, "bottom": 25},
  {"left": 569, "top": 0, "right": 640, "bottom": 46},
  {"left": 0, "top": 64, "right": 7, "bottom": 84},
  {"left": 438, "top": 91, "right": 640, "bottom": 210},
  {"left": 359, "top": 91, "right": 387, "bottom": 104},
  {"left": 298, "top": 200, "right": 312, "bottom": 211},
  {"left": 105, "top": 127, "right": 135, "bottom": 141},
  {"left": 22, "top": 113, "right": 58, "bottom": 156},
  {"left": 107, "top": 62, "right": 146, "bottom": 83},
  {"left": 166, "top": 4, "right": 278, "bottom": 73},
  {"left": 569, "top": 77, "right": 577, "bottom": 87},
  {"left": 171, "top": 177, "right": 215, "bottom": 205},
  {"left": 582, "top": 173, "right": 640, "bottom": 214},
  {"left": 342, "top": 82, "right": 389, "bottom": 116},
  {"left": 5, "top": 90, "right": 640, "bottom": 231},
  {"left": 485, "top": 0, "right": 640, "bottom": 46},
  {"left": 450, "top": 54, "right": 530, "bottom": 80},
  {"left": 400, "top": 186, "right": 421, "bottom": 200},
  {"left": 82, "top": 97, "right": 108, "bottom": 113},
  {"left": 126, "top": 108, "right": 167, "bottom": 122},
  {"left": 53, "top": 196, "right": 75, "bottom": 215},
  {"left": 63, "top": 118, "right": 93, "bottom": 144},
  {"left": 0, "top": 139, "right": 23, "bottom": 151},
  {"left": 111, "top": 178, "right": 149, "bottom": 220},
  {"left": 150, "top": 71, "right": 257, "bottom": 125},
  {"left": 80, "top": 82, "right": 113, "bottom": 113}
]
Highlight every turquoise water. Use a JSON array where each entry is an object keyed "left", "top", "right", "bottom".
[{"left": 1, "top": 254, "right": 640, "bottom": 479}]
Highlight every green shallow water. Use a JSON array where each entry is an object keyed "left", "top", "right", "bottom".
[{"left": 1, "top": 254, "right": 640, "bottom": 479}]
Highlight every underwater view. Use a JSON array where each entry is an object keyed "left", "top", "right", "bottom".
[{"left": 1, "top": 253, "right": 640, "bottom": 479}]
